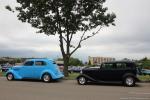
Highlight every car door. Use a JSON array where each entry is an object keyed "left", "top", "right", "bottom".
[
  {"left": 85, "top": 68, "right": 100, "bottom": 80},
  {"left": 113, "top": 63, "right": 127, "bottom": 81},
  {"left": 97, "top": 63, "right": 116, "bottom": 81},
  {"left": 18, "top": 61, "right": 35, "bottom": 78},
  {"left": 33, "top": 61, "right": 47, "bottom": 79},
  {"left": 98, "top": 63, "right": 129, "bottom": 81}
]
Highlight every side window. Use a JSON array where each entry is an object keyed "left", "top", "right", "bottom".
[
  {"left": 116, "top": 63, "right": 126, "bottom": 69},
  {"left": 53, "top": 61, "right": 56, "bottom": 64},
  {"left": 24, "top": 61, "right": 34, "bottom": 66},
  {"left": 126, "top": 63, "right": 135, "bottom": 68},
  {"left": 35, "top": 61, "right": 46, "bottom": 66},
  {"left": 102, "top": 63, "right": 114, "bottom": 69}
]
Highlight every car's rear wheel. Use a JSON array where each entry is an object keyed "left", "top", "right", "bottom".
[
  {"left": 77, "top": 76, "right": 87, "bottom": 85},
  {"left": 42, "top": 73, "right": 52, "bottom": 82},
  {"left": 6, "top": 73, "right": 14, "bottom": 81},
  {"left": 124, "top": 76, "right": 135, "bottom": 87}
]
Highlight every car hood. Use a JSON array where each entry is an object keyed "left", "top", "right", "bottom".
[
  {"left": 11, "top": 65, "right": 23, "bottom": 69},
  {"left": 13, "top": 65, "right": 23, "bottom": 68}
]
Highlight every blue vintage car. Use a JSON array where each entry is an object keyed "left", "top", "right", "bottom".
[{"left": 6, "top": 58, "right": 64, "bottom": 82}]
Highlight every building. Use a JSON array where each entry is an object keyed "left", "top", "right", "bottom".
[{"left": 88, "top": 56, "right": 115, "bottom": 65}]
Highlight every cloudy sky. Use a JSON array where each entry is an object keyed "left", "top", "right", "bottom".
[{"left": 0, "top": 0, "right": 150, "bottom": 61}]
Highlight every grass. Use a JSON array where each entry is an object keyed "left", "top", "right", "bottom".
[
  {"left": 65, "top": 73, "right": 80, "bottom": 80},
  {"left": 138, "top": 75, "right": 150, "bottom": 82},
  {"left": 0, "top": 72, "right": 6, "bottom": 77}
]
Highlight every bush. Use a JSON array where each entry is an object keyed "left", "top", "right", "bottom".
[{"left": 138, "top": 75, "right": 150, "bottom": 82}]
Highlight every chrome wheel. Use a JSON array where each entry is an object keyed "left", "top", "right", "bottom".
[
  {"left": 125, "top": 77, "right": 135, "bottom": 87},
  {"left": 42, "top": 74, "right": 51, "bottom": 82},
  {"left": 7, "top": 73, "right": 14, "bottom": 81},
  {"left": 78, "top": 76, "right": 86, "bottom": 85}
]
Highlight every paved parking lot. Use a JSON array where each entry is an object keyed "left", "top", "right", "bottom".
[{"left": 0, "top": 77, "right": 150, "bottom": 100}]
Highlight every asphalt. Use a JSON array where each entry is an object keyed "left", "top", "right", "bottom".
[{"left": 0, "top": 77, "right": 150, "bottom": 100}]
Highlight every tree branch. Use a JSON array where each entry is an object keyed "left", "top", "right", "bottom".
[
  {"left": 70, "top": 30, "right": 87, "bottom": 55},
  {"left": 59, "top": 32, "right": 65, "bottom": 56},
  {"left": 56, "top": 5, "right": 65, "bottom": 57},
  {"left": 62, "top": 36, "right": 67, "bottom": 43},
  {"left": 81, "top": 26, "right": 102, "bottom": 41},
  {"left": 69, "top": 33, "right": 73, "bottom": 42},
  {"left": 70, "top": 26, "right": 102, "bottom": 56}
]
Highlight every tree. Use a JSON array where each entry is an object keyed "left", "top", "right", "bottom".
[
  {"left": 140, "top": 57, "right": 148, "bottom": 61},
  {"left": 6, "top": 0, "right": 116, "bottom": 77},
  {"left": 88, "top": 60, "right": 91, "bottom": 66},
  {"left": 139, "top": 57, "right": 150, "bottom": 69},
  {"left": 56, "top": 57, "right": 83, "bottom": 66},
  {"left": 69, "top": 57, "right": 83, "bottom": 66}
]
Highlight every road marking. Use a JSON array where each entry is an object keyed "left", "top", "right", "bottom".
[
  {"left": 129, "top": 92, "right": 150, "bottom": 95},
  {"left": 120, "top": 97, "right": 150, "bottom": 100}
]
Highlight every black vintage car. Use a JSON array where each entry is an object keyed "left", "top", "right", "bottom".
[{"left": 77, "top": 61, "right": 139, "bottom": 87}]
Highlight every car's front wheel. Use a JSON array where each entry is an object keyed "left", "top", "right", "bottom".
[
  {"left": 124, "top": 76, "right": 135, "bottom": 87},
  {"left": 77, "top": 76, "right": 87, "bottom": 85},
  {"left": 42, "top": 73, "right": 52, "bottom": 83},
  {"left": 6, "top": 73, "right": 14, "bottom": 81}
]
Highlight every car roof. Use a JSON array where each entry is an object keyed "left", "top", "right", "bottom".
[{"left": 26, "top": 58, "right": 53, "bottom": 62}]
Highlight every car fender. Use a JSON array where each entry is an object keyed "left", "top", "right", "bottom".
[
  {"left": 40, "top": 70, "right": 57, "bottom": 80},
  {"left": 6, "top": 69, "right": 22, "bottom": 79},
  {"left": 77, "top": 74, "right": 97, "bottom": 82},
  {"left": 122, "top": 73, "right": 136, "bottom": 80},
  {"left": 123, "top": 73, "right": 136, "bottom": 77}
]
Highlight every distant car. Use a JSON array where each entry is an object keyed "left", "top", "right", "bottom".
[
  {"left": 68, "top": 66, "right": 86, "bottom": 73},
  {"left": 6, "top": 58, "right": 64, "bottom": 82},
  {"left": 141, "top": 69, "right": 150, "bottom": 75},
  {"left": 89, "top": 66, "right": 101, "bottom": 69},
  {"left": 77, "top": 61, "right": 139, "bottom": 87},
  {"left": 1, "top": 64, "right": 12, "bottom": 72}
]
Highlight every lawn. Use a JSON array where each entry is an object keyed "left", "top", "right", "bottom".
[
  {"left": 65, "top": 73, "right": 80, "bottom": 80},
  {"left": 138, "top": 75, "right": 150, "bottom": 82},
  {"left": 0, "top": 72, "right": 6, "bottom": 77}
]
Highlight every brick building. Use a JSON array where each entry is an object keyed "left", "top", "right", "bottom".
[{"left": 88, "top": 56, "right": 115, "bottom": 65}]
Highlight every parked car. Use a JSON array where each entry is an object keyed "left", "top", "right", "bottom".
[
  {"left": 6, "top": 58, "right": 64, "bottom": 82},
  {"left": 1, "top": 63, "right": 12, "bottom": 72},
  {"left": 141, "top": 69, "right": 150, "bottom": 75},
  {"left": 68, "top": 66, "right": 86, "bottom": 73},
  {"left": 77, "top": 61, "right": 139, "bottom": 87}
]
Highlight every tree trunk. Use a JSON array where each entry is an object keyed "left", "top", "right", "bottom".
[{"left": 63, "top": 56, "right": 69, "bottom": 77}]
